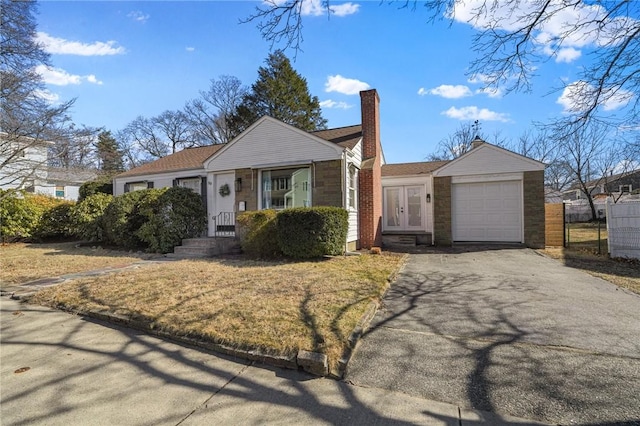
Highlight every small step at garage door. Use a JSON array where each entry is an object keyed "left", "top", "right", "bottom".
[{"left": 452, "top": 180, "right": 522, "bottom": 242}]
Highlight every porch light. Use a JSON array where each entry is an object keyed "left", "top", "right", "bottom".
[
  {"left": 235, "top": 178, "right": 242, "bottom": 192},
  {"left": 426, "top": 193, "right": 431, "bottom": 203}
]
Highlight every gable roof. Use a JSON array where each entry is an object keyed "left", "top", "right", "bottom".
[
  {"left": 46, "top": 167, "right": 99, "bottom": 184},
  {"left": 311, "top": 125, "right": 362, "bottom": 150},
  {"left": 116, "top": 144, "right": 225, "bottom": 178},
  {"left": 382, "top": 161, "right": 450, "bottom": 177},
  {"left": 568, "top": 168, "right": 640, "bottom": 191}
]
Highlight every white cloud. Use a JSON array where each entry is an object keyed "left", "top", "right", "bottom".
[
  {"left": 329, "top": 2, "right": 360, "bottom": 17},
  {"left": 417, "top": 87, "right": 427, "bottom": 96},
  {"left": 557, "top": 80, "right": 633, "bottom": 113},
  {"left": 428, "top": 84, "right": 473, "bottom": 99},
  {"left": 128, "top": 11, "right": 150, "bottom": 23},
  {"left": 33, "top": 89, "right": 60, "bottom": 104},
  {"left": 475, "top": 87, "right": 503, "bottom": 98},
  {"left": 320, "top": 100, "right": 352, "bottom": 109},
  {"left": 442, "top": 106, "right": 510, "bottom": 122},
  {"left": 186, "top": 47, "right": 195, "bottom": 52},
  {"left": 269, "top": 0, "right": 359, "bottom": 17},
  {"left": 36, "top": 65, "right": 103, "bottom": 86},
  {"left": 451, "top": 0, "right": 638, "bottom": 63},
  {"left": 325, "top": 75, "right": 370, "bottom": 95},
  {"left": 36, "top": 32, "right": 125, "bottom": 56}
]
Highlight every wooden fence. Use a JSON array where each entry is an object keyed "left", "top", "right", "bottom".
[{"left": 545, "top": 203, "right": 565, "bottom": 247}]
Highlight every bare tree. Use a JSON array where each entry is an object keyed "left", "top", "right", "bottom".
[
  {"left": 120, "top": 116, "right": 167, "bottom": 162},
  {"left": 0, "top": 0, "right": 79, "bottom": 196},
  {"left": 427, "top": 122, "right": 477, "bottom": 160},
  {"left": 153, "top": 110, "right": 194, "bottom": 154},
  {"left": 246, "top": 1, "right": 640, "bottom": 129},
  {"left": 184, "top": 75, "right": 248, "bottom": 145}
]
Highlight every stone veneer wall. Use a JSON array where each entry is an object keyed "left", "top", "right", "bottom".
[
  {"left": 312, "top": 160, "right": 343, "bottom": 208},
  {"left": 523, "top": 170, "right": 545, "bottom": 248},
  {"left": 433, "top": 176, "right": 452, "bottom": 246}
]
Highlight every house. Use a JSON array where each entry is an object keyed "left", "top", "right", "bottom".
[
  {"left": 114, "top": 89, "right": 546, "bottom": 250},
  {"left": 0, "top": 132, "right": 50, "bottom": 191},
  {"left": 563, "top": 169, "right": 640, "bottom": 201},
  {"left": 0, "top": 132, "right": 99, "bottom": 200}
]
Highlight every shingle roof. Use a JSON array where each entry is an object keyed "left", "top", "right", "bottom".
[
  {"left": 381, "top": 161, "right": 450, "bottom": 177},
  {"left": 116, "top": 144, "right": 226, "bottom": 178},
  {"left": 116, "top": 124, "right": 364, "bottom": 179},
  {"left": 311, "top": 125, "right": 362, "bottom": 149},
  {"left": 46, "top": 167, "right": 98, "bottom": 184}
]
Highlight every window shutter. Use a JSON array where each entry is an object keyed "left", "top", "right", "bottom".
[
  {"left": 201, "top": 176, "right": 208, "bottom": 209},
  {"left": 172, "top": 179, "right": 178, "bottom": 187},
  {"left": 124, "top": 183, "right": 130, "bottom": 193},
  {"left": 147, "top": 181, "right": 154, "bottom": 189}
]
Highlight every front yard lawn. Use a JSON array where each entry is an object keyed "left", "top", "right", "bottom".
[
  {"left": 0, "top": 242, "right": 161, "bottom": 287},
  {"left": 29, "top": 253, "right": 405, "bottom": 370},
  {"left": 541, "top": 222, "right": 640, "bottom": 295}
]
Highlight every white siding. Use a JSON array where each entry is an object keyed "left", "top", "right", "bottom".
[
  {"left": 433, "top": 145, "right": 544, "bottom": 177},
  {"left": 205, "top": 117, "right": 343, "bottom": 171},
  {"left": 347, "top": 210, "right": 358, "bottom": 243},
  {"left": 348, "top": 141, "right": 362, "bottom": 168},
  {"left": 114, "top": 169, "right": 206, "bottom": 195}
]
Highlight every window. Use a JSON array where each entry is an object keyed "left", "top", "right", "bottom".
[
  {"left": 348, "top": 165, "right": 358, "bottom": 209},
  {"left": 620, "top": 184, "right": 632, "bottom": 193},
  {"left": 261, "top": 167, "right": 310, "bottom": 210},
  {"left": 177, "top": 177, "right": 202, "bottom": 195},
  {"left": 128, "top": 182, "right": 148, "bottom": 192},
  {"left": 55, "top": 186, "right": 65, "bottom": 198}
]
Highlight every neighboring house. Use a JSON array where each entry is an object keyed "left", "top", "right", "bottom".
[
  {"left": 33, "top": 167, "right": 99, "bottom": 201},
  {"left": 1, "top": 132, "right": 98, "bottom": 200},
  {"left": 114, "top": 89, "right": 546, "bottom": 250},
  {"left": 545, "top": 187, "right": 564, "bottom": 204},
  {"left": 0, "top": 132, "right": 51, "bottom": 191},
  {"left": 563, "top": 169, "right": 640, "bottom": 201}
]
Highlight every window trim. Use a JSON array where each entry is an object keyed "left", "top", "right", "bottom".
[{"left": 259, "top": 166, "right": 312, "bottom": 210}]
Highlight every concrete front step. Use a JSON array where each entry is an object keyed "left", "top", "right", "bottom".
[
  {"left": 171, "top": 237, "right": 241, "bottom": 258},
  {"left": 382, "top": 234, "right": 417, "bottom": 247}
]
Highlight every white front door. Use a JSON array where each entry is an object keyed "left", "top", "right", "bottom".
[
  {"left": 383, "top": 186, "right": 425, "bottom": 231},
  {"left": 209, "top": 172, "right": 236, "bottom": 236}
]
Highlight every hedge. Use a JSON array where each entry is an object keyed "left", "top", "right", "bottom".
[
  {"left": 276, "top": 207, "right": 348, "bottom": 258},
  {"left": 236, "top": 209, "right": 281, "bottom": 258},
  {"left": 33, "top": 202, "right": 75, "bottom": 240},
  {"left": 137, "top": 186, "right": 206, "bottom": 253},
  {"left": 70, "top": 193, "right": 113, "bottom": 242},
  {"left": 78, "top": 176, "right": 113, "bottom": 201},
  {"left": 0, "top": 191, "right": 68, "bottom": 242},
  {"left": 102, "top": 189, "right": 164, "bottom": 249}
]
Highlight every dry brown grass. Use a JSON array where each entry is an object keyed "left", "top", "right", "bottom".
[
  {"left": 30, "top": 253, "right": 406, "bottom": 369},
  {"left": 541, "top": 222, "right": 640, "bottom": 295},
  {"left": 0, "top": 242, "right": 160, "bottom": 287}
]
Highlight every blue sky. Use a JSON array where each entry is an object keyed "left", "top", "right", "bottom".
[{"left": 34, "top": 0, "right": 630, "bottom": 164}]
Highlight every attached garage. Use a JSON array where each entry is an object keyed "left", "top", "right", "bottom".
[{"left": 452, "top": 180, "right": 522, "bottom": 242}]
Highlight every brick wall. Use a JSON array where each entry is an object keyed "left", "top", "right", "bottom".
[
  {"left": 545, "top": 203, "right": 565, "bottom": 247},
  {"left": 313, "top": 160, "right": 343, "bottom": 207},
  {"left": 433, "top": 176, "right": 452, "bottom": 246},
  {"left": 523, "top": 170, "right": 545, "bottom": 248}
]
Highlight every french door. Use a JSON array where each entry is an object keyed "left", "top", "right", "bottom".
[{"left": 383, "top": 186, "right": 425, "bottom": 231}]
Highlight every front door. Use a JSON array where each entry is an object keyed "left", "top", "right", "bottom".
[
  {"left": 209, "top": 172, "right": 235, "bottom": 236},
  {"left": 383, "top": 186, "right": 425, "bottom": 231}
]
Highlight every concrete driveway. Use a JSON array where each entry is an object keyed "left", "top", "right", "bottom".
[{"left": 345, "top": 247, "right": 640, "bottom": 425}]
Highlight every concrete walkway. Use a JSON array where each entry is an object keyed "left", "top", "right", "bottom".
[
  {"left": 1, "top": 297, "right": 545, "bottom": 425},
  {"left": 345, "top": 247, "right": 640, "bottom": 425}
]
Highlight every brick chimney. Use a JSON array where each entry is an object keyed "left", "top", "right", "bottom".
[
  {"left": 360, "top": 89, "right": 380, "bottom": 160},
  {"left": 358, "top": 89, "right": 382, "bottom": 249}
]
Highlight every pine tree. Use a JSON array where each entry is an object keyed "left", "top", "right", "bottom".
[
  {"left": 228, "top": 50, "right": 327, "bottom": 137},
  {"left": 95, "top": 130, "right": 124, "bottom": 172}
]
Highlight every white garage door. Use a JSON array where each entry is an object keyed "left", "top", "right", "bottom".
[{"left": 452, "top": 181, "right": 522, "bottom": 242}]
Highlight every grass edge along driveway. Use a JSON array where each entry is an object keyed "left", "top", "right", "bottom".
[{"left": 29, "top": 253, "right": 407, "bottom": 371}]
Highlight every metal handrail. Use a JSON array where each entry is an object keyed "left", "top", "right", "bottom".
[{"left": 212, "top": 211, "right": 236, "bottom": 237}]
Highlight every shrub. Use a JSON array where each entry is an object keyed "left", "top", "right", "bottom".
[
  {"left": 276, "top": 207, "right": 348, "bottom": 258},
  {"left": 78, "top": 176, "right": 113, "bottom": 201},
  {"left": 236, "top": 209, "right": 281, "bottom": 258},
  {"left": 137, "top": 186, "right": 206, "bottom": 253},
  {"left": 69, "top": 193, "right": 113, "bottom": 241},
  {"left": 0, "top": 191, "right": 66, "bottom": 242},
  {"left": 33, "top": 202, "right": 75, "bottom": 240},
  {"left": 102, "top": 189, "right": 164, "bottom": 249}
]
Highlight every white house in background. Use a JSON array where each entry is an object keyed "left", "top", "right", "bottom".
[
  {"left": 0, "top": 132, "right": 98, "bottom": 200},
  {"left": 0, "top": 132, "right": 50, "bottom": 191}
]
